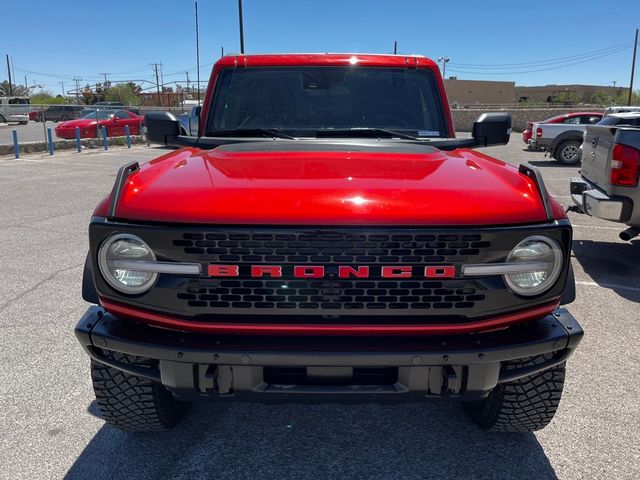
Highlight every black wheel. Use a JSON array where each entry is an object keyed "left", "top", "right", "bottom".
[
  {"left": 0, "top": 114, "right": 6, "bottom": 123},
  {"left": 554, "top": 140, "right": 582, "bottom": 165},
  {"left": 61, "top": 115, "right": 69, "bottom": 121},
  {"left": 90, "top": 350, "right": 190, "bottom": 432},
  {"left": 462, "top": 354, "right": 566, "bottom": 432}
]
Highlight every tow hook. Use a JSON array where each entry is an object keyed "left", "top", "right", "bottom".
[{"left": 566, "top": 205, "right": 584, "bottom": 214}]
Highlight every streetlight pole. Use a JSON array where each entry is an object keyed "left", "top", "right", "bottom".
[
  {"left": 238, "top": 0, "right": 245, "bottom": 54},
  {"left": 437, "top": 56, "right": 450, "bottom": 79}
]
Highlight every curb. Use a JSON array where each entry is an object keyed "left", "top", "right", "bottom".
[{"left": 0, "top": 135, "right": 146, "bottom": 156}]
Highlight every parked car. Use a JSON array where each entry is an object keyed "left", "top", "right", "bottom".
[
  {"left": 75, "top": 53, "right": 582, "bottom": 434},
  {"left": 54, "top": 109, "right": 143, "bottom": 139},
  {"left": 530, "top": 113, "right": 603, "bottom": 164},
  {"left": 0, "top": 96, "right": 30, "bottom": 124},
  {"left": 570, "top": 117, "right": 640, "bottom": 240},
  {"left": 178, "top": 105, "right": 201, "bottom": 135},
  {"left": 37, "top": 105, "right": 85, "bottom": 122},
  {"left": 523, "top": 112, "right": 602, "bottom": 149}
]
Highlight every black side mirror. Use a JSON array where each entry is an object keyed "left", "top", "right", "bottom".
[
  {"left": 194, "top": 106, "right": 201, "bottom": 117},
  {"left": 472, "top": 112, "right": 511, "bottom": 147},
  {"left": 145, "top": 111, "right": 180, "bottom": 145}
]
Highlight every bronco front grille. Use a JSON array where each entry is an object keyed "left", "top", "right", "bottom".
[
  {"left": 177, "top": 279, "right": 485, "bottom": 311},
  {"left": 91, "top": 223, "right": 570, "bottom": 322},
  {"left": 174, "top": 231, "right": 491, "bottom": 264}
]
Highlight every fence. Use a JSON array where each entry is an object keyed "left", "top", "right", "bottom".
[{"left": 0, "top": 103, "right": 190, "bottom": 156}]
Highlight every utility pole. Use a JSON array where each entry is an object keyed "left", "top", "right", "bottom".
[
  {"left": 195, "top": 0, "right": 201, "bottom": 103},
  {"left": 6, "top": 54, "right": 13, "bottom": 95},
  {"left": 159, "top": 62, "right": 164, "bottom": 87},
  {"left": 438, "top": 56, "right": 450, "bottom": 79},
  {"left": 238, "top": 0, "right": 245, "bottom": 54},
  {"left": 393, "top": 41, "right": 397, "bottom": 55},
  {"left": 100, "top": 73, "right": 110, "bottom": 84},
  {"left": 185, "top": 71, "right": 190, "bottom": 92},
  {"left": 24, "top": 75, "right": 28, "bottom": 89},
  {"left": 151, "top": 63, "right": 161, "bottom": 106},
  {"left": 59, "top": 81, "right": 65, "bottom": 97},
  {"left": 221, "top": 46, "right": 224, "bottom": 58},
  {"left": 628, "top": 28, "right": 638, "bottom": 106},
  {"left": 73, "top": 77, "right": 82, "bottom": 102}
]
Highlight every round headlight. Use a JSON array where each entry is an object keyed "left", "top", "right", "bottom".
[
  {"left": 504, "top": 236, "right": 563, "bottom": 296},
  {"left": 98, "top": 234, "right": 157, "bottom": 294}
]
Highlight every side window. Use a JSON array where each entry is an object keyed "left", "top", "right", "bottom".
[
  {"left": 563, "top": 116, "right": 581, "bottom": 124},
  {"left": 114, "top": 110, "right": 130, "bottom": 119},
  {"left": 587, "top": 116, "right": 601, "bottom": 124}
]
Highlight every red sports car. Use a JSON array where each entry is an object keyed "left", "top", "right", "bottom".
[
  {"left": 55, "top": 110, "right": 143, "bottom": 139},
  {"left": 522, "top": 111, "right": 602, "bottom": 147}
]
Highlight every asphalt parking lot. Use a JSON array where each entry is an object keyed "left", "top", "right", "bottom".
[
  {"left": 0, "top": 120, "right": 61, "bottom": 145},
  {"left": 0, "top": 136, "right": 638, "bottom": 480}
]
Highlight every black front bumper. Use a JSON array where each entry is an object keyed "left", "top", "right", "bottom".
[{"left": 75, "top": 306, "right": 583, "bottom": 401}]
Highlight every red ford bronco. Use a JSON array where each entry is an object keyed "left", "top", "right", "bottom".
[{"left": 76, "top": 54, "right": 582, "bottom": 432}]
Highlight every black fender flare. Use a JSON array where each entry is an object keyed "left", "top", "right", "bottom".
[
  {"left": 550, "top": 130, "right": 584, "bottom": 156},
  {"left": 560, "top": 261, "right": 576, "bottom": 305},
  {"left": 82, "top": 251, "right": 99, "bottom": 304}
]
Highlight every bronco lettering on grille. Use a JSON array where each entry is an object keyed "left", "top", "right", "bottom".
[{"left": 207, "top": 264, "right": 457, "bottom": 279}]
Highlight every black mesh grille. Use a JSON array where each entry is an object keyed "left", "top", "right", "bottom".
[
  {"left": 174, "top": 231, "right": 491, "bottom": 264},
  {"left": 177, "top": 279, "right": 485, "bottom": 311}
]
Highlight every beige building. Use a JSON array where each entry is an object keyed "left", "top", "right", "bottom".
[
  {"left": 443, "top": 79, "right": 515, "bottom": 105},
  {"left": 515, "top": 84, "right": 628, "bottom": 103}
]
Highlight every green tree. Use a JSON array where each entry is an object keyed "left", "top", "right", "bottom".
[
  {"left": 29, "top": 91, "right": 66, "bottom": 104},
  {"left": 104, "top": 83, "right": 142, "bottom": 106}
]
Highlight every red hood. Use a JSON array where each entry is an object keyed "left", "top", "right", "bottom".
[
  {"left": 57, "top": 119, "right": 96, "bottom": 128},
  {"left": 107, "top": 144, "right": 550, "bottom": 225}
]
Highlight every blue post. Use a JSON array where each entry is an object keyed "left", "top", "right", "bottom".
[
  {"left": 102, "top": 126, "right": 108, "bottom": 150},
  {"left": 75, "top": 127, "right": 82, "bottom": 153},
  {"left": 125, "top": 125, "right": 131, "bottom": 148},
  {"left": 47, "top": 128, "right": 54, "bottom": 156},
  {"left": 12, "top": 129, "right": 19, "bottom": 159}
]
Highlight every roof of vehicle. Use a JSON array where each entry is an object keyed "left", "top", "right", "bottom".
[
  {"left": 608, "top": 112, "right": 640, "bottom": 118},
  {"left": 214, "top": 53, "right": 438, "bottom": 69}
]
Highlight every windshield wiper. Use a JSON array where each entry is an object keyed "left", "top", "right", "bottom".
[
  {"left": 208, "top": 128, "right": 296, "bottom": 140},
  {"left": 316, "top": 128, "right": 421, "bottom": 141}
]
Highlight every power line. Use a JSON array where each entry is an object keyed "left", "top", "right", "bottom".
[
  {"left": 450, "top": 41, "right": 633, "bottom": 68},
  {"left": 447, "top": 46, "right": 635, "bottom": 75}
]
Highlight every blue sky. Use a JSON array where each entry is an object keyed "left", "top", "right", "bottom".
[{"left": 3, "top": 0, "right": 639, "bottom": 95}]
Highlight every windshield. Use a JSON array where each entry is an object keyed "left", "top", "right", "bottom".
[
  {"left": 207, "top": 66, "right": 447, "bottom": 137},
  {"left": 82, "top": 111, "right": 114, "bottom": 120}
]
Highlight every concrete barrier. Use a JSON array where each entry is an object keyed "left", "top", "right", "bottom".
[{"left": 451, "top": 107, "right": 604, "bottom": 132}]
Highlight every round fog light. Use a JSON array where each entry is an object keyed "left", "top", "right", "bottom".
[
  {"left": 504, "top": 236, "right": 562, "bottom": 296},
  {"left": 98, "top": 234, "right": 157, "bottom": 294}
]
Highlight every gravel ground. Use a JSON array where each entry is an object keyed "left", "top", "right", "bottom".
[{"left": 0, "top": 137, "right": 638, "bottom": 480}]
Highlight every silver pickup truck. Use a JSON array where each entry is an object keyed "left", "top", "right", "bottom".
[
  {"left": 178, "top": 105, "right": 201, "bottom": 136},
  {"left": 570, "top": 121, "right": 640, "bottom": 241},
  {"left": 530, "top": 114, "right": 602, "bottom": 165}
]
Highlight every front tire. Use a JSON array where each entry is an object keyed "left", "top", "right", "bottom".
[
  {"left": 463, "top": 354, "right": 566, "bottom": 432},
  {"left": 90, "top": 351, "right": 190, "bottom": 431},
  {"left": 554, "top": 140, "right": 582, "bottom": 165}
]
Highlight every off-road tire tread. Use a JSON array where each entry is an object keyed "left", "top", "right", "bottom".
[
  {"left": 90, "top": 350, "right": 190, "bottom": 431},
  {"left": 463, "top": 353, "right": 566, "bottom": 432}
]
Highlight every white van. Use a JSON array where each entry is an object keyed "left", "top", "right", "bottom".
[
  {"left": 0, "top": 96, "right": 30, "bottom": 124},
  {"left": 603, "top": 105, "right": 640, "bottom": 116}
]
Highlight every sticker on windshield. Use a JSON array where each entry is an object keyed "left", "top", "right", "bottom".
[{"left": 417, "top": 130, "right": 440, "bottom": 137}]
